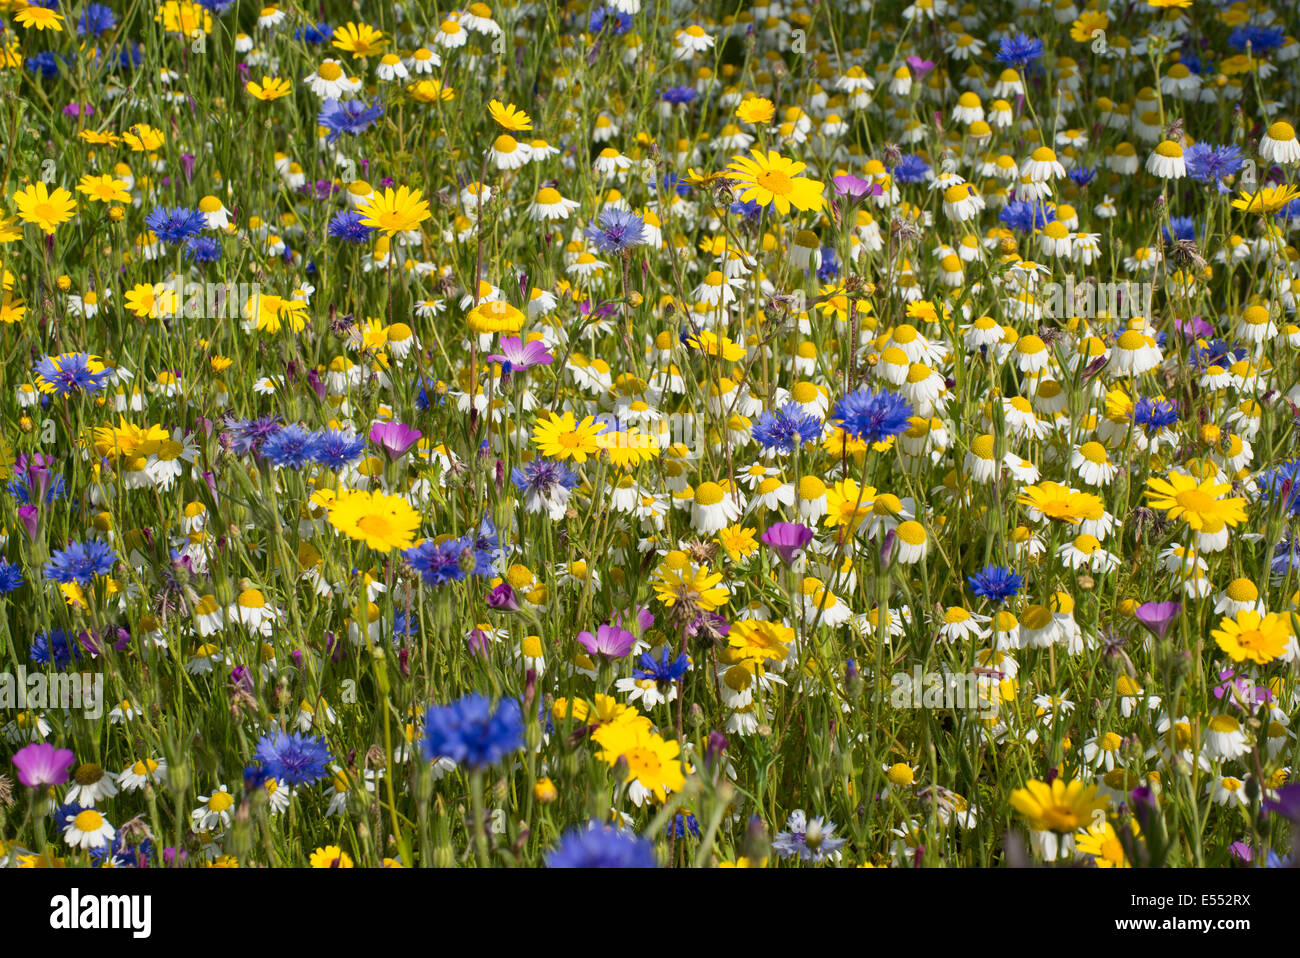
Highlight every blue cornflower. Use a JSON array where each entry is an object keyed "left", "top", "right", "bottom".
[
  {"left": 817, "top": 245, "right": 840, "bottom": 282},
  {"left": 1256, "top": 460, "right": 1300, "bottom": 516},
  {"left": 317, "top": 97, "right": 384, "bottom": 143},
  {"left": 328, "top": 209, "right": 375, "bottom": 243},
  {"left": 584, "top": 208, "right": 647, "bottom": 253},
  {"left": 405, "top": 534, "right": 490, "bottom": 585},
  {"left": 892, "top": 153, "right": 931, "bottom": 183},
  {"left": 772, "top": 809, "right": 848, "bottom": 862},
  {"left": 999, "top": 199, "right": 1056, "bottom": 232},
  {"left": 112, "top": 43, "right": 144, "bottom": 70},
  {"left": 1192, "top": 338, "right": 1239, "bottom": 369},
  {"left": 670, "top": 812, "right": 700, "bottom": 838},
  {"left": 253, "top": 730, "right": 333, "bottom": 786},
  {"left": 1068, "top": 166, "right": 1097, "bottom": 187},
  {"left": 1162, "top": 216, "right": 1196, "bottom": 242},
  {"left": 996, "top": 32, "right": 1044, "bottom": 69},
  {"left": 1184, "top": 142, "right": 1244, "bottom": 186},
  {"left": 244, "top": 764, "right": 271, "bottom": 790},
  {"left": 144, "top": 206, "right": 206, "bottom": 245},
  {"left": 512, "top": 457, "right": 579, "bottom": 509},
  {"left": 77, "top": 2, "right": 117, "bottom": 35},
  {"left": 294, "top": 22, "right": 332, "bottom": 43},
  {"left": 26, "top": 51, "right": 63, "bottom": 78},
  {"left": 30, "top": 628, "right": 81, "bottom": 668},
  {"left": 661, "top": 172, "right": 691, "bottom": 197},
  {"left": 830, "top": 387, "right": 914, "bottom": 444},
  {"left": 1228, "top": 25, "right": 1284, "bottom": 53},
  {"left": 89, "top": 835, "right": 152, "bottom": 868},
  {"left": 185, "top": 236, "right": 223, "bottom": 263},
  {"left": 260, "top": 424, "right": 322, "bottom": 469},
  {"left": 422, "top": 694, "right": 524, "bottom": 769},
  {"left": 660, "top": 86, "right": 697, "bottom": 105},
  {"left": 8, "top": 472, "right": 67, "bottom": 505},
  {"left": 1272, "top": 539, "right": 1300, "bottom": 579},
  {"left": 310, "top": 429, "right": 366, "bottom": 469},
  {"left": 33, "top": 353, "right": 114, "bottom": 396},
  {"left": 546, "top": 824, "right": 657, "bottom": 868},
  {"left": 968, "top": 565, "right": 1023, "bottom": 604},
  {"left": 634, "top": 647, "right": 691, "bottom": 683},
  {"left": 1277, "top": 199, "right": 1300, "bottom": 223},
  {"left": 196, "top": 0, "right": 235, "bottom": 12},
  {"left": 752, "top": 402, "right": 824, "bottom": 454},
  {"left": 223, "top": 414, "right": 283, "bottom": 455},
  {"left": 1132, "top": 397, "right": 1180, "bottom": 434},
  {"left": 393, "top": 610, "right": 419, "bottom": 646},
  {"left": 44, "top": 540, "right": 118, "bottom": 585},
  {"left": 729, "top": 198, "right": 762, "bottom": 219},
  {"left": 588, "top": 5, "right": 633, "bottom": 35},
  {"left": 0, "top": 557, "right": 23, "bottom": 594}
]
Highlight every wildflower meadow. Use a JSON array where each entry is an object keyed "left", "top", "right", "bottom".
[{"left": 1, "top": 0, "right": 1300, "bottom": 883}]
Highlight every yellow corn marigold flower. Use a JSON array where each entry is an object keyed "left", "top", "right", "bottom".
[
  {"left": 332, "top": 22, "right": 386, "bottom": 58},
  {"left": 1145, "top": 473, "right": 1247, "bottom": 530},
  {"left": 309, "top": 845, "right": 354, "bottom": 868},
  {"left": 326, "top": 489, "right": 421, "bottom": 553},
  {"left": 246, "top": 76, "right": 292, "bottom": 100},
  {"left": 1212, "top": 610, "right": 1292, "bottom": 665},
  {"left": 356, "top": 185, "right": 431, "bottom": 236},
  {"left": 488, "top": 99, "right": 533, "bottom": 131},
  {"left": 725, "top": 149, "right": 825, "bottom": 214},
  {"left": 13, "top": 183, "right": 77, "bottom": 234},
  {"left": 531, "top": 411, "right": 607, "bottom": 463},
  {"left": 1010, "top": 778, "right": 1109, "bottom": 833}
]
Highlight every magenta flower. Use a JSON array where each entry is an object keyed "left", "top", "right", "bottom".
[
  {"left": 487, "top": 336, "right": 554, "bottom": 371},
  {"left": 905, "top": 55, "right": 935, "bottom": 77},
  {"left": 576, "top": 623, "right": 636, "bottom": 659},
  {"left": 762, "top": 522, "right": 814, "bottom": 565},
  {"left": 612, "top": 605, "right": 654, "bottom": 639},
  {"left": 832, "top": 173, "right": 882, "bottom": 200},
  {"left": 1174, "top": 316, "right": 1213, "bottom": 339},
  {"left": 18, "top": 505, "right": 38, "bottom": 540},
  {"left": 487, "top": 583, "right": 521, "bottom": 612},
  {"left": 369, "top": 421, "right": 422, "bottom": 459},
  {"left": 1134, "top": 601, "right": 1181, "bottom": 640},
  {"left": 12, "top": 742, "right": 76, "bottom": 787}
]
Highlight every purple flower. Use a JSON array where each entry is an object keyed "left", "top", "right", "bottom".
[
  {"left": 762, "top": 522, "right": 813, "bottom": 565},
  {"left": 486, "top": 336, "right": 554, "bottom": 372},
  {"left": 1134, "top": 601, "right": 1181, "bottom": 640},
  {"left": 369, "top": 421, "right": 422, "bottom": 459},
  {"left": 487, "top": 583, "right": 521, "bottom": 611},
  {"left": 576, "top": 623, "right": 636, "bottom": 659},
  {"left": 1264, "top": 784, "right": 1300, "bottom": 823},
  {"left": 905, "top": 55, "right": 935, "bottom": 76},
  {"left": 12, "top": 742, "right": 76, "bottom": 786},
  {"left": 1174, "top": 316, "right": 1213, "bottom": 339},
  {"left": 832, "top": 173, "right": 882, "bottom": 200}
]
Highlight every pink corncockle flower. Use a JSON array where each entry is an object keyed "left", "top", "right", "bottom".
[
  {"left": 369, "top": 421, "right": 422, "bottom": 459},
  {"left": 487, "top": 336, "right": 554, "bottom": 371},
  {"left": 906, "top": 56, "right": 935, "bottom": 77},
  {"left": 576, "top": 623, "right": 637, "bottom": 659},
  {"left": 832, "top": 173, "right": 882, "bottom": 200},
  {"left": 1175, "top": 316, "right": 1213, "bottom": 338},
  {"left": 18, "top": 505, "right": 39, "bottom": 540},
  {"left": 1135, "top": 601, "right": 1181, "bottom": 640},
  {"left": 762, "top": 522, "right": 814, "bottom": 565},
  {"left": 12, "top": 742, "right": 76, "bottom": 787}
]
